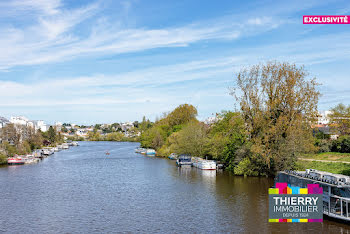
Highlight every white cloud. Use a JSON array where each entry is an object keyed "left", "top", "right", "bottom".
[{"left": 0, "top": 1, "right": 283, "bottom": 70}]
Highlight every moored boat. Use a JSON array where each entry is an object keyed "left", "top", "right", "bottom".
[
  {"left": 193, "top": 159, "right": 216, "bottom": 170},
  {"left": 146, "top": 149, "right": 156, "bottom": 156},
  {"left": 8, "top": 156, "right": 26, "bottom": 165},
  {"left": 168, "top": 153, "right": 178, "bottom": 160},
  {"left": 176, "top": 154, "right": 192, "bottom": 167},
  {"left": 276, "top": 169, "right": 350, "bottom": 222}
]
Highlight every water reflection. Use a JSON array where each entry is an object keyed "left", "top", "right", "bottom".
[{"left": 0, "top": 142, "right": 349, "bottom": 233}]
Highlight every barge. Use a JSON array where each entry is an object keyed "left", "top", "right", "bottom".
[
  {"left": 276, "top": 169, "right": 350, "bottom": 222},
  {"left": 192, "top": 157, "right": 216, "bottom": 170}
]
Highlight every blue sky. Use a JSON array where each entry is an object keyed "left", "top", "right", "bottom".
[{"left": 0, "top": 0, "right": 350, "bottom": 124}]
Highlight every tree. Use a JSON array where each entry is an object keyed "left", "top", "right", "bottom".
[
  {"left": 174, "top": 120, "right": 208, "bottom": 157},
  {"left": 231, "top": 62, "right": 320, "bottom": 175},
  {"left": 48, "top": 126, "right": 56, "bottom": 143},
  {"left": 166, "top": 104, "right": 197, "bottom": 127},
  {"left": 330, "top": 103, "right": 350, "bottom": 135},
  {"left": 0, "top": 124, "right": 20, "bottom": 145}
]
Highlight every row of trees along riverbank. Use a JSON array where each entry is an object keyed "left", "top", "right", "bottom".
[{"left": 140, "top": 62, "right": 323, "bottom": 176}]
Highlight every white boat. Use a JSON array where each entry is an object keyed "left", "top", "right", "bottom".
[
  {"left": 53, "top": 147, "right": 59, "bottom": 152},
  {"left": 146, "top": 149, "right": 156, "bottom": 156},
  {"left": 62, "top": 143, "right": 69, "bottom": 149},
  {"left": 24, "top": 155, "right": 39, "bottom": 164},
  {"left": 197, "top": 160, "right": 216, "bottom": 170},
  {"left": 42, "top": 149, "right": 50, "bottom": 155},
  {"left": 193, "top": 157, "right": 216, "bottom": 170},
  {"left": 72, "top": 141, "right": 79, "bottom": 146}
]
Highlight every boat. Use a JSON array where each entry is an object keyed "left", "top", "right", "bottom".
[
  {"left": 146, "top": 149, "right": 156, "bottom": 156},
  {"left": 276, "top": 169, "right": 350, "bottom": 222},
  {"left": 24, "top": 155, "right": 39, "bottom": 164},
  {"left": 176, "top": 154, "right": 192, "bottom": 167},
  {"left": 168, "top": 153, "right": 178, "bottom": 160},
  {"left": 8, "top": 156, "right": 25, "bottom": 165},
  {"left": 33, "top": 149, "right": 43, "bottom": 158},
  {"left": 135, "top": 148, "right": 144, "bottom": 153},
  {"left": 192, "top": 158, "right": 216, "bottom": 170},
  {"left": 106, "top": 151, "right": 110, "bottom": 155},
  {"left": 42, "top": 148, "right": 54, "bottom": 156},
  {"left": 53, "top": 147, "right": 59, "bottom": 152},
  {"left": 72, "top": 141, "right": 79, "bottom": 146},
  {"left": 62, "top": 143, "right": 69, "bottom": 149}
]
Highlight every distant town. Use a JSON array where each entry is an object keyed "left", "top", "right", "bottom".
[
  {"left": 0, "top": 116, "right": 142, "bottom": 139},
  {"left": 0, "top": 110, "right": 341, "bottom": 141}
]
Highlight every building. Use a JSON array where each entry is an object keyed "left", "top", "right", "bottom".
[
  {"left": 121, "top": 122, "right": 134, "bottom": 132},
  {"left": 10, "top": 116, "right": 29, "bottom": 126},
  {"left": 55, "top": 122, "right": 63, "bottom": 132},
  {"left": 317, "top": 111, "right": 333, "bottom": 125},
  {"left": 0, "top": 116, "right": 9, "bottom": 128}
]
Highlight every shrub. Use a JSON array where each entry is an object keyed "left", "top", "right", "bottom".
[
  {"left": 331, "top": 135, "right": 350, "bottom": 153},
  {"left": 233, "top": 157, "right": 259, "bottom": 176},
  {"left": 0, "top": 154, "right": 7, "bottom": 165}
]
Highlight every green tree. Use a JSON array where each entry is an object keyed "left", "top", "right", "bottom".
[
  {"left": 166, "top": 104, "right": 197, "bottom": 127},
  {"left": 174, "top": 120, "right": 208, "bottom": 157},
  {"left": 48, "top": 126, "right": 56, "bottom": 143}
]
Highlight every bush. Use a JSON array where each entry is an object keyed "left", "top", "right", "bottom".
[
  {"left": 0, "top": 154, "right": 7, "bottom": 165},
  {"left": 315, "top": 139, "right": 332, "bottom": 153},
  {"left": 331, "top": 135, "right": 350, "bottom": 153},
  {"left": 233, "top": 157, "right": 260, "bottom": 176}
]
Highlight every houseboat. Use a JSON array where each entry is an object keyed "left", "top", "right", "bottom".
[
  {"left": 276, "top": 169, "right": 350, "bottom": 222},
  {"left": 192, "top": 157, "right": 216, "bottom": 170},
  {"left": 176, "top": 154, "right": 192, "bottom": 167},
  {"left": 8, "top": 156, "right": 26, "bottom": 165}
]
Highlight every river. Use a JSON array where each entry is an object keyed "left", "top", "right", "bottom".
[{"left": 0, "top": 141, "right": 349, "bottom": 233}]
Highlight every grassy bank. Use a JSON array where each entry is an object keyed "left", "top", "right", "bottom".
[
  {"left": 295, "top": 160, "right": 350, "bottom": 176},
  {"left": 300, "top": 152, "right": 350, "bottom": 162}
]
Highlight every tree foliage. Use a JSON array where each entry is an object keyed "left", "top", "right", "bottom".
[
  {"left": 231, "top": 62, "right": 320, "bottom": 175},
  {"left": 330, "top": 103, "right": 350, "bottom": 135}
]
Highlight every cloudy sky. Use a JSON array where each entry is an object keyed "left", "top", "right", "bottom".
[{"left": 0, "top": 0, "right": 349, "bottom": 124}]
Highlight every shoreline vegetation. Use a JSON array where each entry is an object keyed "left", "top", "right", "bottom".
[
  {"left": 138, "top": 62, "right": 350, "bottom": 176},
  {"left": 1, "top": 62, "right": 350, "bottom": 177}
]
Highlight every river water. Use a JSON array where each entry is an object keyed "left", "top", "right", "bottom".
[{"left": 0, "top": 141, "right": 349, "bottom": 233}]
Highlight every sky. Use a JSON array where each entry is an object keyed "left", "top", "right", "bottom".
[{"left": 0, "top": 0, "right": 350, "bottom": 124}]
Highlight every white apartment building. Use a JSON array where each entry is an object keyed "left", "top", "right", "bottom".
[
  {"left": 10, "top": 116, "right": 29, "bottom": 125},
  {"left": 55, "top": 122, "right": 63, "bottom": 132},
  {"left": 318, "top": 111, "right": 333, "bottom": 125}
]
